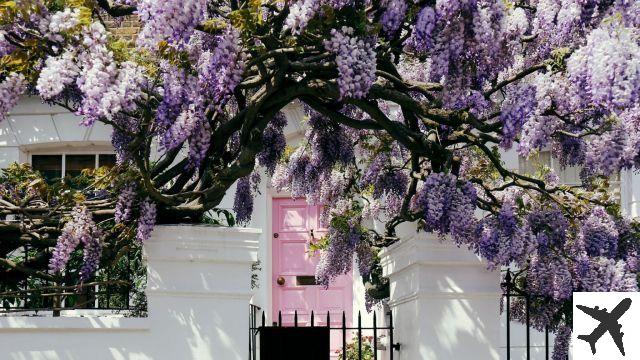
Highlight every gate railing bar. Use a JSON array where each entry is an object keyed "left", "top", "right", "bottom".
[
  {"left": 358, "top": 311, "right": 362, "bottom": 359},
  {"left": 342, "top": 311, "right": 347, "bottom": 358},
  {"left": 248, "top": 304, "right": 261, "bottom": 360},
  {"left": 373, "top": 312, "right": 378, "bottom": 360},
  {"left": 506, "top": 271, "right": 511, "bottom": 360},
  {"left": 503, "top": 270, "right": 564, "bottom": 360},
  {"left": 526, "top": 290, "right": 530, "bottom": 360},
  {"left": 545, "top": 326, "right": 549, "bottom": 360},
  {"left": 389, "top": 310, "right": 395, "bottom": 360}
]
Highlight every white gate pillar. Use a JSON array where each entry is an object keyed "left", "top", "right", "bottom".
[
  {"left": 379, "top": 225, "right": 501, "bottom": 360},
  {"left": 145, "top": 225, "right": 260, "bottom": 360},
  {"left": 621, "top": 170, "right": 640, "bottom": 218}
]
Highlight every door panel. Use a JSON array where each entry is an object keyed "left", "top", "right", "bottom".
[{"left": 272, "top": 198, "right": 353, "bottom": 335}]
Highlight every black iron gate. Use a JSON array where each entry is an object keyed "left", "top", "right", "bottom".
[
  {"left": 249, "top": 305, "right": 399, "bottom": 360},
  {"left": 503, "top": 271, "right": 568, "bottom": 360}
]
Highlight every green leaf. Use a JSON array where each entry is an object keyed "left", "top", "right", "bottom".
[
  {"left": 201, "top": 18, "right": 228, "bottom": 33},
  {"left": 220, "top": 209, "right": 236, "bottom": 227},
  {"left": 0, "top": 1, "right": 16, "bottom": 9}
]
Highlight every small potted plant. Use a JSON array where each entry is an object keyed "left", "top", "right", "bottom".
[{"left": 336, "top": 335, "right": 376, "bottom": 360}]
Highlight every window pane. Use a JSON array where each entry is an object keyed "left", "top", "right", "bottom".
[
  {"left": 98, "top": 154, "right": 117, "bottom": 168},
  {"left": 518, "top": 152, "right": 551, "bottom": 176},
  {"left": 66, "top": 155, "right": 96, "bottom": 178},
  {"left": 557, "top": 165, "right": 581, "bottom": 185},
  {"left": 32, "top": 155, "right": 62, "bottom": 183}
]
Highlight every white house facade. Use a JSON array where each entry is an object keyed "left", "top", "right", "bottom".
[{"left": 2, "top": 97, "right": 640, "bottom": 359}]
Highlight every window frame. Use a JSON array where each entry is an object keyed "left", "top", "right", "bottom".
[
  {"left": 518, "top": 150, "right": 621, "bottom": 202},
  {"left": 28, "top": 150, "right": 116, "bottom": 179}
]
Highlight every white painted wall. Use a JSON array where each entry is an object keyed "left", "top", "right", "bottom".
[
  {"left": 621, "top": 170, "right": 640, "bottom": 219},
  {"left": 0, "top": 97, "right": 114, "bottom": 163},
  {"left": 0, "top": 225, "right": 260, "bottom": 360}
]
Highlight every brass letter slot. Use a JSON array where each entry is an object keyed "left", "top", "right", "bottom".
[{"left": 296, "top": 276, "right": 317, "bottom": 286}]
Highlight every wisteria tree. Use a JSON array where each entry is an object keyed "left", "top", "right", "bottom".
[{"left": 1, "top": 0, "right": 640, "bottom": 355}]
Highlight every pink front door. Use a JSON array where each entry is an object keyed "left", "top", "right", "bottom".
[{"left": 272, "top": 197, "right": 353, "bottom": 330}]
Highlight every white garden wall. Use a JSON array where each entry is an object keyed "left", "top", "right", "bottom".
[
  {"left": 0, "top": 225, "right": 259, "bottom": 360},
  {"left": 380, "top": 224, "right": 574, "bottom": 360},
  {"left": 380, "top": 226, "right": 502, "bottom": 360}
]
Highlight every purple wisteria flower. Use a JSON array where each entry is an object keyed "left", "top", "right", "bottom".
[
  {"left": 316, "top": 217, "right": 366, "bottom": 287},
  {"left": 137, "top": 0, "right": 207, "bottom": 49},
  {"left": 578, "top": 257, "right": 638, "bottom": 292},
  {"left": 49, "top": 205, "right": 103, "bottom": 280},
  {"left": 500, "top": 83, "right": 537, "bottom": 149},
  {"left": 285, "top": 0, "right": 318, "bottom": 35},
  {"left": 475, "top": 194, "right": 534, "bottom": 269},
  {"left": 233, "top": 175, "right": 254, "bottom": 225},
  {"left": 578, "top": 206, "right": 619, "bottom": 258},
  {"left": 198, "top": 26, "right": 246, "bottom": 108},
  {"left": 257, "top": 112, "right": 287, "bottom": 175},
  {"left": 0, "top": 73, "right": 27, "bottom": 121},
  {"left": 136, "top": 199, "right": 157, "bottom": 243},
  {"left": 0, "top": 31, "right": 16, "bottom": 56},
  {"left": 324, "top": 27, "right": 377, "bottom": 99},
  {"left": 405, "top": 7, "right": 435, "bottom": 53},
  {"left": 380, "top": 0, "right": 407, "bottom": 36},
  {"left": 115, "top": 185, "right": 137, "bottom": 224},
  {"left": 410, "top": 172, "right": 477, "bottom": 244},
  {"left": 552, "top": 325, "right": 571, "bottom": 360}
]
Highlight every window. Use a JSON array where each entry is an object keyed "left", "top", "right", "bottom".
[
  {"left": 98, "top": 154, "right": 117, "bottom": 168},
  {"left": 31, "top": 153, "right": 117, "bottom": 183},
  {"left": 65, "top": 155, "right": 96, "bottom": 178},
  {"left": 518, "top": 151, "right": 620, "bottom": 202},
  {"left": 31, "top": 155, "right": 63, "bottom": 183}
]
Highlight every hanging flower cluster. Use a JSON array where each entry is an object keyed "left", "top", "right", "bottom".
[
  {"left": 47, "top": 7, "right": 81, "bottom": 34},
  {"left": 0, "top": 73, "right": 27, "bottom": 121},
  {"left": 410, "top": 172, "right": 477, "bottom": 244},
  {"left": 136, "top": 199, "right": 157, "bottom": 243},
  {"left": 0, "top": 31, "right": 15, "bottom": 57},
  {"left": 380, "top": 0, "right": 407, "bottom": 36},
  {"left": 115, "top": 184, "right": 137, "bottom": 224},
  {"left": 315, "top": 212, "right": 372, "bottom": 287},
  {"left": 285, "top": 0, "right": 319, "bottom": 35},
  {"left": 198, "top": 26, "right": 246, "bottom": 108},
  {"left": 36, "top": 21, "right": 146, "bottom": 125},
  {"left": 257, "top": 112, "right": 288, "bottom": 175},
  {"left": 49, "top": 205, "right": 103, "bottom": 280},
  {"left": 233, "top": 175, "right": 255, "bottom": 225},
  {"left": 324, "top": 27, "right": 377, "bottom": 99},
  {"left": 359, "top": 153, "right": 409, "bottom": 217},
  {"left": 136, "top": 0, "right": 207, "bottom": 49},
  {"left": 476, "top": 194, "right": 535, "bottom": 269}
]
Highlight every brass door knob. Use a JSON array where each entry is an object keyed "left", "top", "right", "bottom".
[{"left": 276, "top": 276, "right": 286, "bottom": 286}]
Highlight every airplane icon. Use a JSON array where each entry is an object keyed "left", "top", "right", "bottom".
[{"left": 577, "top": 298, "right": 632, "bottom": 356}]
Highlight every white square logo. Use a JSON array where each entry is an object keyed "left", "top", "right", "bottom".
[{"left": 573, "top": 292, "right": 640, "bottom": 359}]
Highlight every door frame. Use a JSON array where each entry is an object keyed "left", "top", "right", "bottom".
[{"left": 263, "top": 190, "right": 288, "bottom": 325}]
